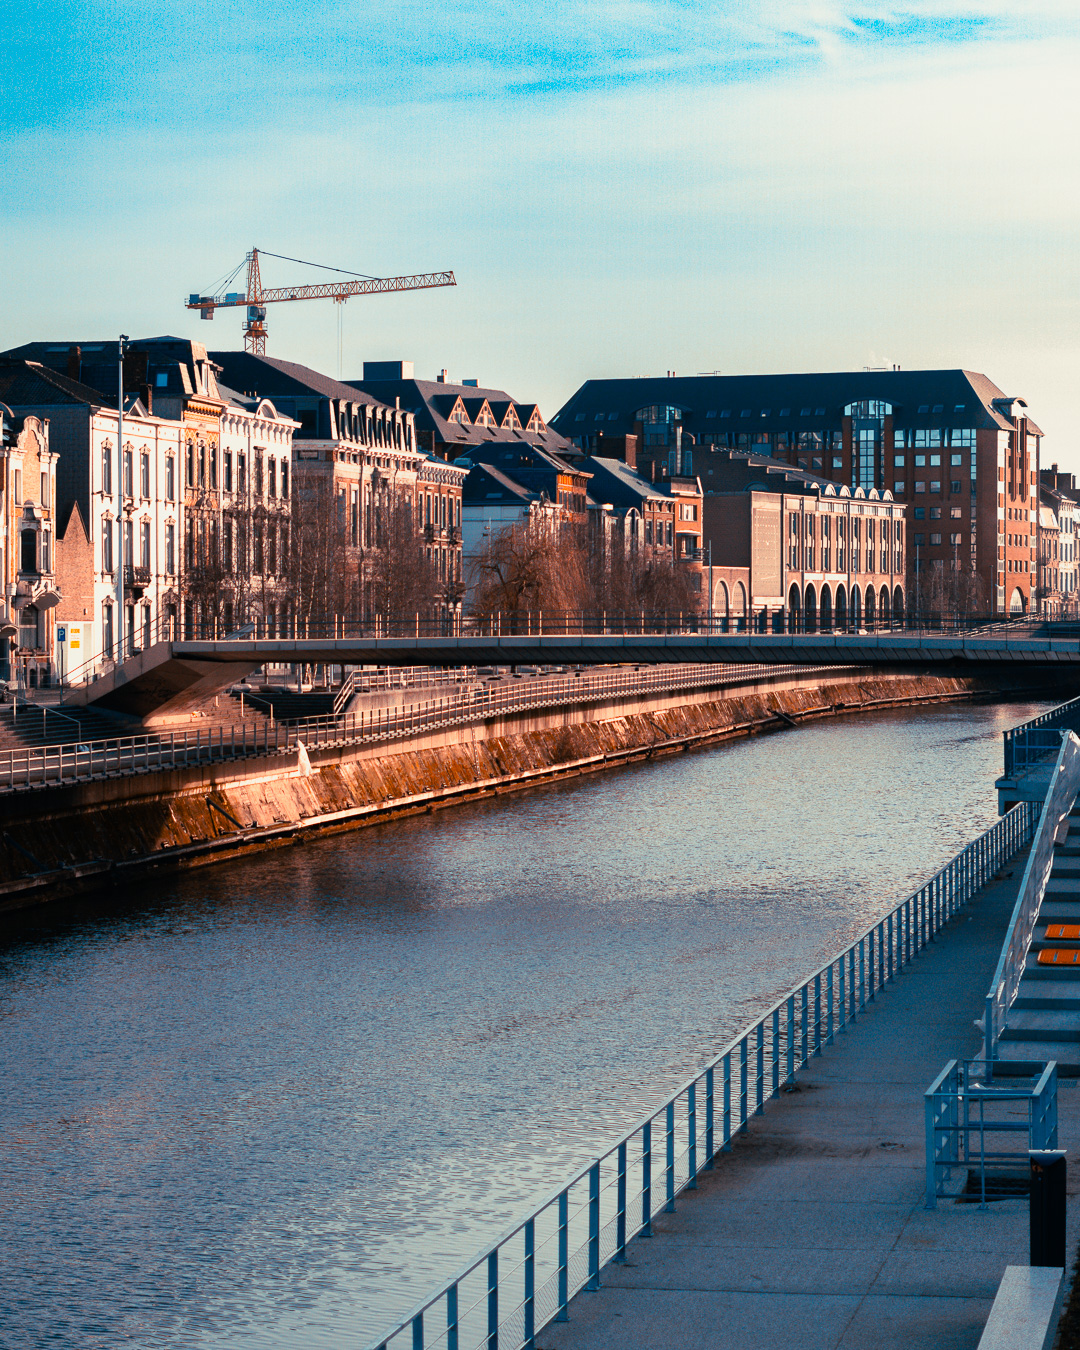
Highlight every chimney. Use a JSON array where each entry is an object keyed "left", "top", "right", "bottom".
[
  {"left": 437, "top": 369, "right": 448, "bottom": 384},
  {"left": 67, "top": 345, "right": 81, "bottom": 382},
  {"left": 624, "top": 433, "right": 638, "bottom": 471}
]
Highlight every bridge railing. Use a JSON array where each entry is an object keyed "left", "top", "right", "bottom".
[
  {"left": 1, "top": 661, "right": 857, "bottom": 794},
  {"left": 984, "top": 731, "right": 1080, "bottom": 1062},
  {"left": 363, "top": 801, "right": 1038, "bottom": 1350},
  {"left": 56, "top": 610, "right": 1073, "bottom": 692},
  {"left": 1003, "top": 695, "right": 1080, "bottom": 777}
]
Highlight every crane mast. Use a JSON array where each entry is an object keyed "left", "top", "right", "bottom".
[{"left": 186, "top": 247, "right": 456, "bottom": 355}]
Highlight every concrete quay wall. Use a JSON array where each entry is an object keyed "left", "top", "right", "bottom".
[{"left": 0, "top": 669, "right": 1057, "bottom": 912}]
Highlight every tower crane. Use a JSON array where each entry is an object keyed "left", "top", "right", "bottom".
[{"left": 186, "top": 247, "right": 456, "bottom": 355}]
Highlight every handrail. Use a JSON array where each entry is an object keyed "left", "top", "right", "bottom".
[
  {"left": 984, "top": 730, "right": 1080, "bottom": 1061},
  {"left": 1003, "top": 694, "right": 1080, "bottom": 777},
  {"left": 364, "top": 802, "right": 1038, "bottom": 1350},
  {"left": 1, "top": 661, "right": 861, "bottom": 794}
]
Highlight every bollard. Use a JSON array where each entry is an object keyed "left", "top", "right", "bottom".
[{"left": 1030, "top": 1150, "right": 1067, "bottom": 1267}]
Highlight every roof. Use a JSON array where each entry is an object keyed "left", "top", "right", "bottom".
[
  {"left": 462, "top": 462, "right": 537, "bottom": 506},
  {"left": 703, "top": 449, "right": 898, "bottom": 502},
  {"left": 349, "top": 375, "right": 575, "bottom": 454},
  {"left": 0, "top": 359, "right": 118, "bottom": 409},
  {"left": 209, "top": 352, "right": 391, "bottom": 408},
  {"left": 551, "top": 369, "right": 1043, "bottom": 437},
  {"left": 581, "top": 456, "right": 668, "bottom": 507}
]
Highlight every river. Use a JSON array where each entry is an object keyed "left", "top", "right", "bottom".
[{"left": 0, "top": 698, "right": 1048, "bottom": 1349}]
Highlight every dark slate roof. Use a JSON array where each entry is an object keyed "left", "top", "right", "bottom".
[
  {"left": 462, "top": 463, "right": 537, "bottom": 506},
  {"left": 0, "top": 360, "right": 117, "bottom": 408},
  {"left": 580, "top": 457, "right": 667, "bottom": 507},
  {"left": 551, "top": 369, "right": 1042, "bottom": 437},
  {"left": 209, "top": 352, "right": 390, "bottom": 408},
  {"left": 703, "top": 449, "right": 898, "bottom": 500},
  {"left": 349, "top": 376, "right": 575, "bottom": 454}
]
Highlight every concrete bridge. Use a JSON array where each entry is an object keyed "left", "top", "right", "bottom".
[{"left": 65, "top": 625, "right": 1080, "bottom": 722}]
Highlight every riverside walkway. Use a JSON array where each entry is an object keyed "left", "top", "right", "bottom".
[{"left": 541, "top": 858, "right": 1080, "bottom": 1350}]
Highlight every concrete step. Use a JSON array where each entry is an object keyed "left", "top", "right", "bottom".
[
  {"left": 1013, "top": 982, "right": 1080, "bottom": 1011},
  {"left": 1001, "top": 1009, "right": 1080, "bottom": 1041},
  {"left": 1037, "top": 904, "right": 1080, "bottom": 922},
  {"left": 995, "top": 1039, "right": 1080, "bottom": 1072},
  {"left": 1022, "top": 958, "right": 1080, "bottom": 980},
  {"left": 1045, "top": 879, "right": 1080, "bottom": 896}
]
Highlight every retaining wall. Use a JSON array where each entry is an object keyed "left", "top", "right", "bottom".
[{"left": 0, "top": 669, "right": 1058, "bottom": 912}]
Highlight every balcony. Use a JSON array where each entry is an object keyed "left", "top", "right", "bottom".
[{"left": 124, "top": 565, "right": 152, "bottom": 596}]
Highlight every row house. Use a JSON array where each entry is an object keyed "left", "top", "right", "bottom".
[
  {"left": 0, "top": 403, "right": 61, "bottom": 685},
  {"left": 553, "top": 369, "right": 1038, "bottom": 616},
  {"left": 2, "top": 340, "right": 297, "bottom": 645},
  {"left": 1036, "top": 468, "right": 1079, "bottom": 614},
  {"left": 0, "top": 359, "right": 181, "bottom": 678},
  {"left": 579, "top": 456, "right": 704, "bottom": 595},
  {"left": 700, "top": 454, "right": 906, "bottom": 630},
  {"left": 209, "top": 352, "right": 455, "bottom": 617}
]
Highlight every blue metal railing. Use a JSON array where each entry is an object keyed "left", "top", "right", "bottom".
[
  {"left": 985, "top": 731, "right": 1080, "bottom": 1060},
  {"left": 1003, "top": 694, "right": 1080, "bottom": 777},
  {"left": 368, "top": 801, "right": 1039, "bottom": 1350},
  {"left": 925, "top": 1058, "right": 1057, "bottom": 1209}
]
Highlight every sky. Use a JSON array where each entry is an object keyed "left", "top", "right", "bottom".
[{"left": 2, "top": 1, "right": 1078, "bottom": 456}]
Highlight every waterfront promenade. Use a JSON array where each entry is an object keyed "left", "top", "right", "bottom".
[{"left": 542, "top": 856, "right": 1080, "bottom": 1350}]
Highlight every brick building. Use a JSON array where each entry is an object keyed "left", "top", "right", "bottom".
[{"left": 552, "top": 369, "right": 1039, "bottom": 616}]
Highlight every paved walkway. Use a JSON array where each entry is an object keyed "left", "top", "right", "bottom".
[{"left": 542, "top": 856, "right": 1080, "bottom": 1350}]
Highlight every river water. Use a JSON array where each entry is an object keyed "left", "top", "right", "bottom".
[{"left": 0, "top": 699, "right": 1048, "bottom": 1349}]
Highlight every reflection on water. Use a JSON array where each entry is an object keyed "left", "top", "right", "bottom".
[{"left": 0, "top": 700, "right": 1047, "bottom": 1348}]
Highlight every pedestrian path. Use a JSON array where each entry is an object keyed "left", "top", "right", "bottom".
[{"left": 541, "top": 857, "right": 1080, "bottom": 1350}]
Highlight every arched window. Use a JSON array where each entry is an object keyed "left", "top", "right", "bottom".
[
  {"left": 733, "top": 581, "right": 747, "bottom": 631},
  {"left": 804, "top": 584, "right": 817, "bottom": 632},
  {"left": 893, "top": 585, "right": 905, "bottom": 623},
  {"left": 820, "top": 585, "right": 833, "bottom": 630},
  {"left": 865, "top": 585, "right": 876, "bottom": 627},
  {"left": 20, "top": 528, "right": 37, "bottom": 573},
  {"left": 836, "top": 586, "right": 848, "bottom": 628}
]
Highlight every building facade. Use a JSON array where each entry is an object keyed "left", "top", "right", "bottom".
[
  {"left": 0, "top": 361, "right": 182, "bottom": 678},
  {"left": 552, "top": 370, "right": 1037, "bottom": 616},
  {"left": 0, "top": 406, "right": 61, "bottom": 684}
]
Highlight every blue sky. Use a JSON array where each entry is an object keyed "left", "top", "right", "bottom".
[{"left": 3, "top": 2, "right": 1078, "bottom": 452}]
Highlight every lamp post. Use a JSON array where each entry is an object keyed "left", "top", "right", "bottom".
[{"left": 116, "top": 334, "right": 128, "bottom": 663}]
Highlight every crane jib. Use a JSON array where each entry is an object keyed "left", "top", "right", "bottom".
[{"left": 186, "top": 271, "right": 456, "bottom": 310}]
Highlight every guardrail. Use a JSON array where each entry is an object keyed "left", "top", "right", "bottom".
[
  {"left": 366, "top": 802, "right": 1038, "bottom": 1350},
  {"left": 1003, "top": 695, "right": 1080, "bottom": 776},
  {"left": 984, "top": 732, "right": 1080, "bottom": 1061},
  {"left": 1, "top": 661, "right": 858, "bottom": 794},
  {"left": 925, "top": 1059, "right": 1057, "bottom": 1209}
]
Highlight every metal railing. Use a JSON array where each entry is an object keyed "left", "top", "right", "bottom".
[
  {"left": 984, "top": 731, "right": 1080, "bottom": 1061},
  {"left": 925, "top": 1058, "right": 1057, "bottom": 1209},
  {"left": 1, "top": 661, "right": 858, "bottom": 794},
  {"left": 366, "top": 802, "right": 1038, "bottom": 1350},
  {"left": 1003, "top": 694, "right": 1080, "bottom": 777}
]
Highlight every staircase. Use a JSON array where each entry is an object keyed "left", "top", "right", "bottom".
[
  {"left": 1000, "top": 801, "right": 1080, "bottom": 1072},
  {"left": 228, "top": 689, "right": 336, "bottom": 722}
]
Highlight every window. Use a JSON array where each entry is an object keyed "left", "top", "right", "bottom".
[
  {"left": 894, "top": 431, "right": 905, "bottom": 449},
  {"left": 140, "top": 520, "right": 150, "bottom": 568},
  {"left": 39, "top": 471, "right": 49, "bottom": 507},
  {"left": 951, "top": 480, "right": 961, "bottom": 493},
  {"left": 237, "top": 453, "right": 247, "bottom": 493},
  {"left": 165, "top": 457, "right": 175, "bottom": 500},
  {"left": 102, "top": 520, "right": 114, "bottom": 572},
  {"left": 165, "top": 524, "right": 175, "bottom": 574},
  {"left": 950, "top": 533, "right": 962, "bottom": 546},
  {"left": 123, "top": 519, "right": 133, "bottom": 567},
  {"left": 185, "top": 441, "right": 194, "bottom": 487},
  {"left": 761, "top": 409, "right": 770, "bottom": 417},
  {"left": 140, "top": 452, "right": 150, "bottom": 498},
  {"left": 209, "top": 445, "right": 217, "bottom": 489},
  {"left": 930, "top": 532, "right": 942, "bottom": 545},
  {"left": 155, "top": 372, "right": 168, "bottom": 388},
  {"left": 893, "top": 481, "right": 905, "bottom": 494},
  {"left": 930, "top": 507, "right": 942, "bottom": 519},
  {"left": 102, "top": 445, "right": 112, "bottom": 495},
  {"left": 952, "top": 428, "right": 976, "bottom": 448},
  {"left": 950, "top": 453, "right": 962, "bottom": 466},
  {"left": 269, "top": 459, "right": 277, "bottom": 498},
  {"left": 929, "top": 454, "right": 941, "bottom": 467},
  {"left": 832, "top": 456, "right": 843, "bottom": 469},
  {"left": 20, "top": 528, "right": 36, "bottom": 573},
  {"left": 930, "top": 481, "right": 942, "bottom": 493},
  {"left": 914, "top": 533, "right": 925, "bottom": 546},
  {"left": 705, "top": 409, "right": 717, "bottom": 418},
  {"left": 720, "top": 410, "right": 731, "bottom": 418},
  {"left": 914, "top": 507, "right": 925, "bottom": 519},
  {"left": 815, "top": 407, "right": 825, "bottom": 415},
  {"left": 914, "top": 481, "right": 926, "bottom": 493},
  {"left": 894, "top": 455, "right": 905, "bottom": 467},
  {"left": 914, "top": 455, "right": 925, "bottom": 468},
  {"left": 594, "top": 412, "right": 605, "bottom": 421}
]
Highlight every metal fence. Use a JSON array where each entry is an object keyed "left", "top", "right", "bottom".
[
  {"left": 1, "top": 662, "right": 858, "bottom": 794},
  {"left": 925, "top": 1058, "right": 1057, "bottom": 1209},
  {"left": 1003, "top": 695, "right": 1080, "bottom": 777},
  {"left": 366, "top": 801, "right": 1038, "bottom": 1350},
  {"left": 984, "top": 731, "right": 1080, "bottom": 1060}
]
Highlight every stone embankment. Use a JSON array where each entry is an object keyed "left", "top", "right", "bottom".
[{"left": 0, "top": 671, "right": 1056, "bottom": 911}]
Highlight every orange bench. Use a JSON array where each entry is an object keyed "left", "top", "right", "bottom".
[
  {"left": 1045, "top": 924, "right": 1080, "bottom": 940},
  {"left": 1037, "top": 948, "right": 1080, "bottom": 965}
]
